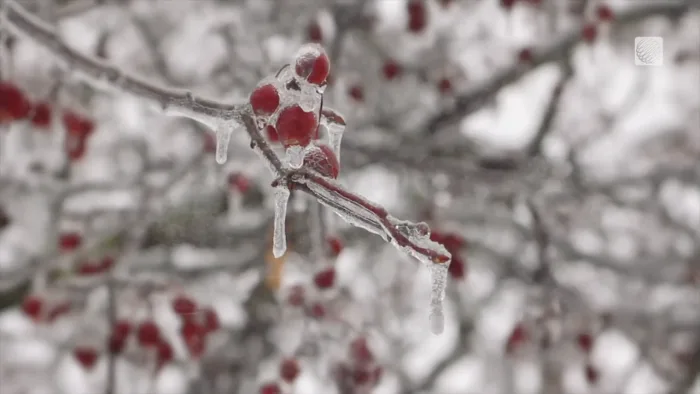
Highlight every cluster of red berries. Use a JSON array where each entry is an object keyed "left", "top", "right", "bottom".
[
  {"left": 334, "top": 337, "right": 383, "bottom": 391},
  {"left": 21, "top": 294, "right": 71, "bottom": 323},
  {"left": 257, "top": 357, "right": 302, "bottom": 394},
  {"left": 57, "top": 232, "right": 116, "bottom": 275},
  {"left": 171, "top": 294, "right": 221, "bottom": 359},
  {"left": 429, "top": 230, "right": 466, "bottom": 279},
  {"left": 0, "top": 81, "right": 95, "bottom": 161}
]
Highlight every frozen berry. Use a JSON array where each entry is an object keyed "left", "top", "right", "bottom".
[
  {"left": 275, "top": 105, "right": 318, "bottom": 147},
  {"left": 577, "top": 333, "right": 594, "bottom": 353},
  {"left": 596, "top": 4, "right": 614, "bottom": 21},
  {"left": 202, "top": 308, "right": 220, "bottom": 333},
  {"left": 518, "top": 47, "right": 533, "bottom": 64},
  {"left": 260, "top": 382, "right": 281, "bottom": 394},
  {"left": 348, "top": 85, "right": 364, "bottom": 102},
  {"left": 582, "top": 23, "right": 598, "bottom": 43},
  {"left": 250, "top": 84, "right": 280, "bottom": 116},
  {"left": 228, "top": 172, "right": 251, "bottom": 193},
  {"left": 156, "top": 340, "right": 173, "bottom": 368},
  {"left": 448, "top": 255, "right": 465, "bottom": 279},
  {"left": 294, "top": 44, "right": 331, "bottom": 85},
  {"left": 505, "top": 324, "right": 527, "bottom": 354},
  {"left": 407, "top": 0, "right": 427, "bottom": 33},
  {"left": 0, "top": 81, "right": 31, "bottom": 123},
  {"left": 585, "top": 364, "right": 599, "bottom": 383},
  {"left": 172, "top": 295, "right": 197, "bottom": 316},
  {"left": 22, "top": 295, "right": 43, "bottom": 320},
  {"left": 266, "top": 125, "right": 279, "bottom": 142},
  {"left": 280, "top": 358, "right": 301, "bottom": 382},
  {"left": 326, "top": 236, "right": 343, "bottom": 257},
  {"left": 30, "top": 102, "right": 52, "bottom": 128},
  {"left": 321, "top": 108, "right": 346, "bottom": 126},
  {"left": 314, "top": 268, "right": 336, "bottom": 289},
  {"left": 65, "top": 136, "right": 87, "bottom": 161},
  {"left": 62, "top": 110, "right": 94, "bottom": 137},
  {"left": 59, "top": 232, "right": 82, "bottom": 251},
  {"left": 303, "top": 144, "right": 340, "bottom": 178},
  {"left": 137, "top": 321, "right": 161, "bottom": 347},
  {"left": 349, "top": 337, "right": 374, "bottom": 364},
  {"left": 309, "top": 303, "right": 325, "bottom": 318},
  {"left": 74, "top": 346, "right": 99, "bottom": 370},
  {"left": 382, "top": 60, "right": 402, "bottom": 80},
  {"left": 501, "top": 0, "right": 517, "bottom": 9}
]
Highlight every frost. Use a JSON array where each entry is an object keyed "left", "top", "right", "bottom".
[
  {"left": 285, "top": 145, "right": 305, "bottom": 169},
  {"left": 272, "top": 186, "right": 291, "bottom": 258}
]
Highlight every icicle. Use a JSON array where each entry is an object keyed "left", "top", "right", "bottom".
[
  {"left": 272, "top": 186, "right": 291, "bottom": 258},
  {"left": 320, "top": 108, "right": 346, "bottom": 163},
  {"left": 215, "top": 127, "right": 232, "bottom": 164},
  {"left": 429, "top": 263, "right": 448, "bottom": 335},
  {"left": 285, "top": 145, "right": 305, "bottom": 169}
]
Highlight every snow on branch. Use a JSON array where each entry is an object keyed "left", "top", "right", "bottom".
[{"left": 0, "top": 0, "right": 452, "bottom": 333}]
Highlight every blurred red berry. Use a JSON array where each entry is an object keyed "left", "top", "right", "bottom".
[
  {"left": 448, "top": 255, "right": 466, "bottom": 279},
  {"left": 228, "top": 172, "right": 251, "bottom": 193},
  {"left": 348, "top": 85, "right": 364, "bottom": 102},
  {"left": 303, "top": 144, "right": 340, "bottom": 178},
  {"left": 62, "top": 110, "right": 94, "bottom": 138},
  {"left": 321, "top": 108, "right": 346, "bottom": 127},
  {"left": 203, "top": 132, "right": 216, "bottom": 153},
  {"left": 77, "top": 261, "right": 101, "bottom": 275},
  {"left": 326, "top": 236, "right": 344, "bottom": 257},
  {"left": 260, "top": 382, "right": 281, "bottom": 394},
  {"left": 181, "top": 320, "right": 206, "bottom": 358},
  {"left": 585, "top": 364, "right": 599, "bottom": 383},
  {"left": 501, "top": 0, "right": 517, "bottom": 10},
  {"left": 172, "top": 295, "right": 198, "bottom": 316},
  {"left": 0, "top": 81, "right": 31, "bottom": 123},
  {"left": 577, "top": 333, "right": 594, "bottom": 353},
  {"left": 113, "top": 320, "right": 132, "bottom": 339},
  {"left": 30, "top": 101, "right": 52, "bottom": 128},
  {"left": 22, "top": 295, "right": 43, "bottom": 321},
  {"left": 294, "top": 44, "right": 331, "bottom": 85},
  {"left": 407, "top": 0, "right": 428, "bottom": 33},
  {"left": 506, "top": 324, "right": 527, "bottom": 354},
  {"left": 314, "top": 268, "right": 336, "bottom": 289},
  {"left": 350, "top": 337, "right": 374, "bottom": 364},
  {"left": 137, "top": 321, "right": 161, "bottom": 347},
  {"left": 250, "top": 84, "right": 280, "bottom": 117},
  {"left": 287, "top": 285, "right": 305, "bottom": 307},
  {"left": 202, "top": 308, "right": 220, "bottom": 333},
  {"left": 65, "top": 135, "right": 88, "bottom": 161},
  {"left": 382, "top": 60, "right": 402, "bottom": 80},
  {"left": 518, "top": 47, "right": 533, "bottom": 64},
  {"left": 307, "top": 21, "right": 323, "bottom": 43},
  {"left": 156, "top": 340, "right": 174, "bottom": 368},
  {"left": 280, "top": 358, "right": 301, "bottom": 382},
  {"left": 309, "top": 303, "right": 325, "bottom": 318},
  {"left": 276, "top": 105, "right": 318, "bottom": 148},
  {"left": 59, "top": 232, "right": 82, "bottom": 251},
  {"left": 438, "top": 0, "right": 454, "bottom": 8},
  {"left": 108, "top": 336, "right": 126, "bottom": 354},
  {"left": 74, "top": 346, "right": 98, "bottom": 370},
  {"left": 596, "top": 4, "right": 614, "bottom": 21},
  {"left": 582, "top": 23, "right": 598, "bottom": 43},
  {"left": 438, "top": 78, "right": 452, "bottom": 95},
  {"left": 47, "top": 303, "right": 71, "bottom": 322},
  {"left": 0, "top": 207, "right": 9, "bottom": 229}
]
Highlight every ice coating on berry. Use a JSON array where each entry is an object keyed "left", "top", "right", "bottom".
[
  {"left": 294, "top": 43, "right": 330, "bottom": 85},
  {"left": 276, "top": 105, "right": 318, "bottom": 147},
  {"left": 304, "top": 144, "right": 340, "bottom": 179},
  {"left": 250, "top": 83, "right": 280, "bottom": 116},
  {"left": 286, "top": 145, "right": 306, "bottom": 169},
  {"left": 321, "top": 107, "right": 346, "bottom": 162},
  {"left": 272, "top": 186, "right": 290, "bottom": 258}
]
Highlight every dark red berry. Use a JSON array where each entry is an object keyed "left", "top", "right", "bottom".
[
  {"left": 596, "top": 4, "right": 614, "bottom": 21},
  {"left": 348, "top": 85, "right": 364, "bottom": 102},
  {"left": 280, "top": 358, "right": 301, "bottom": 382},
  {"left": 349, "top": 338, "right": 374, "bottom": 364},
  {"left": 74, "top": 346, "right": 99, "bottom": 369},
  {"left": 501, "top": 0, "right": 517, "bottom": 9},
  {"left": 407, "top": 1, "right": 427, "bottom": 33},
  {"left": 22, "top": 295, "right": 43, "bottom": 320},
  {"left": 137, "top": 321, "right": 160, "bottom": 347},
  {"left": 181, "top": 320, "right": 206, "bottom": 358},
  {"left": 202, "top": 308, "right": 220, "bottom": 333},
  {"left": 266, "top": 125, "right": 279, "bottom": 142},
  {"left": 577, "top": 333, "right": 594, "bottom": 353},
  {"left": 303, "top": 144, "right": 340, "bottom": 178},
  {"left": 62, "top": 110, "right": 94, "bottom": 138},
  {"left": 276, "top": 105, "right": 318, "bottom": 147},
  {"left": 326, "top": 236, "right": 343, "bottom": 257},
  {"left": 172, "top": 295, "right": 197, "bottom": 316},
  {"left": 585, "top": 364, "right": 599, "bottom": 383},
  {"left": 309, "top": 303, "right": 325, "bottom": 318},
  {"left": 518, "top": 47, "right": 533, "bottom": 64},
  {"left": 47, "top": 303, "right": 71, "bottom": 322},
  {"left": 314, "top": 268, "right": 336, "bottom": 289},
  {"left": 112, "top": 320, "right": 132, "bottom": 340},
  {"left": 287, "top": 285, "right": 305, "bottom": 307},
  {"left": 382, "top": 60, "right": 402, "bottom": 80},
  {"left": 294, "top": 44, "right": 331, "bottom": 85},
  {"left": 0, "top": 81, "right": 31, "bottom": 123},
  {"left": 108, "top": 336, "right": 126, "bottom": 354},
  {"left": 59, "top": 232, "right": 82, "bottom": 251},
  {"left": 65, "top": 135, "right": 87, "bottom": 161},
  {"left": 156, "top": 340, "right": 173, "bottom": 369},
  {"left": 307, "top": 21, "right": 323, "bottom": 43},
  {"left": 448, "top": 255, "right": 465, "bottom": 279},
  {"left": 321, "top": 108, "right": 346, "bottom": 126},
  {"left": 582, "top": 23, "right": 598, "bottom": 43},
  {"left": 438, "top": 78, "right": 452, "bottom": 95},
  {"left": 260, "top": 382, "right": 281, "bottom": 394},
  {"left": 228, "top": 172, "right": 251, "bottom": 193},
  {"left": 30, "top": 101, "right": 52, "bottom": 128},
  {"left": 250, "top": 84, "right": 280, "bottom": 116},
  {"left": 505, "top": 324, "right": 527, "bottom": 354}
]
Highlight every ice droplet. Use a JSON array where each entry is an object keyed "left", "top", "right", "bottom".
[
  {"left": 272, "top": 186, "right": 291, "bottom": 258},
  {"left": 215, "top": 127, "right": 232, "bottom": 164},
  {"left": 429, "top": 263, "right": 448, "bottom": 335},
  {"left": 285, "top": 145, "right": 305, "bottom": 169}
]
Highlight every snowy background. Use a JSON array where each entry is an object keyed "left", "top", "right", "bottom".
[{"left": 0, "top": 0, "right": 699, "bottom": 393}]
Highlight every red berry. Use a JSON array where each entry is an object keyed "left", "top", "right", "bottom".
[
  {"left": 294, "top": 44, "right": 331, "bottom": 85},
  {"left": 22, "top": 295, "right": 43, "bottom": 320},
  {"left": 62, "top": 110, "right": 94, "bottom": 138},
  {"left": 307, "top": 21, "right": 323, "bottom": 43},
  {"left": 172, "top": 295, "right": 197, "bottom": 316},
  {"left": 202, "top": 308, "right": 220, "bottom": 333},
  {"left": 321, "top": 108, "right": 346, "bottom": 126},
  {"left": 326, "top": 236, "right": 344, "bottom": 257},
  {"left": 266, "top": 125, "right": 279, "bottom": 142},
  {"left": 74, "top": 346, "right": 99, "bottom": 370},
  {"left": 203, "top": 132, "right": 216, "bottom": 153},
  {"left": 228, "top": 172, "right": 251, "bottom": 193},
  {"left": 314, "top": 268, "right": 336, "bottom": 289},
  {"left": 303, "top": 144, "right": 340, "bottom": 178},
  {"left": 250, "top": 84, "right": 280, "bottom": 116},
  {"left": 382, "top": 60, "right": 402, "bottom": 80},
  {"left": 582, "top": 23, "right": 598, "bottom": 43},
  {"left": 100, "top": 256, "right": 115, "bottom": 271},
  {"left": 181, "top": 320, "right": 206, "bottom": 358},
  {"left": 407, "top": 1, "right": 427, "bottom": 33},
  {"left": 287, "top": 285, "right": 305, "bottom": 307},
  {"left": 438, "top": 78, "right": 452, "bottom": 95},
  {"left": 448, "top": 254, "right": 465, "bottom": 279},
  {"left": 349, "top": 338, "right": 374, "bottom": 364},
  {"left": 108, "top": 336, "right": 126, "bottom": 354},
  {"left": 260, "top": 382, "right": 281, "bottom": 394},
  {"left": 0, "top": 81, "right": 31, "bottom": 123},
  {"left": 65, "top": 135, "right": 88, "bottom": 161},
  {"left": 77, "top": 261, "right": 101, "bottom": 275},
  {"left": 501, "top": 0, "right": 517, "bottom": 9},
  {"left": 280, "top": 358, "right": 301, "bottom": 382},
  {"left": 596, "top": 4, "right": 614, "bottom": 21},
  {"left": 137, "top": 321, "right": 161, "bottom": 347},
  {"left": 518, "top": 47, "right": 533, "bottom": 64},
  {"left": 30, "top": 102, "right": 52, "bottom": 128},
  {"left": 309, "top": 302, "right": 325, "bottom": 318},
  {"left": 275, "top": 105, "right": 318, "bottom": 147},
  {"left": 577, "top": 333, "right": 594, "bottom": 353},
  {"left": 113, "top": 320, "right": 132, "bottom": 340},
  {"left": 59, "top": 232, "right": 82, "bottom": 251},
  {"left": 348, "top": 85, "right": 364, "bottom": 102},
  {"left": 156, "top": 340, "right": 173, "bottom": 368},
  {"left": 585, "top": 364, "right": 599, "bottom": 383},
  {"left": 47, "top": 303, "right": 71, "bottom": 322},
  {"left": 505, "top": 324, "right": 527, "bottom": 354}
]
